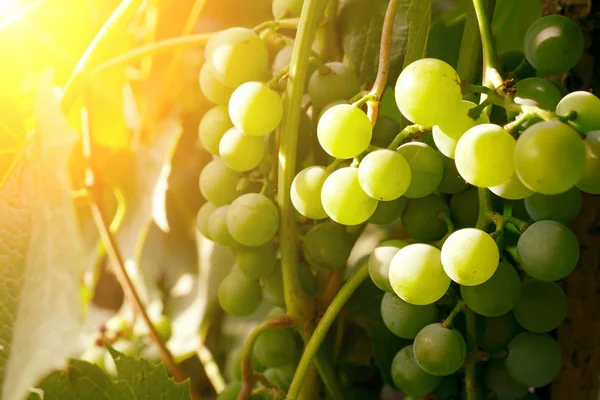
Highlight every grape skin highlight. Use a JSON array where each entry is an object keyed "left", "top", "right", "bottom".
[{"left": 228, "top": 82, "right": 283, "bottom": 136}]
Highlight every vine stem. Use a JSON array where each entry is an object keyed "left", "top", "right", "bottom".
[
  {"left": 287, "top": 262, "right": 370, "bottom": 399},
  {"left": 471, "top": 0, "right": 502, "bottom": 89},
  {"left": 464, "top": 309, "right": 478, "bottom": 400},
  {"left": 475, "top": 187, "right": 494, "bottom": 230}
]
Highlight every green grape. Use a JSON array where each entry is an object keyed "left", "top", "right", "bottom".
[
  {"left": 217, "top": 382, "right": 241, "bottom": 400},
  {"left": 577, "top": 130, "right": 600, "bottom": 194},
  {"left": 369, "top": 239, "right": 408, "bottom": 292},
  {"left": 432, "top": 126, "right": 458, "bottom": 158},
  {"left": 524, "top": 15, "right": 584, "bottom": 74},
  {"left": 490, "top": 173, "right": 534, "bottom": 200},
  {"left": 303, "top": 223, "right": 352, "bottom": 270},
  {"left": 441, "top": 228, "right": 500, "bottom": 286},
  {"left": 512, "top": 77, "right": 563, "bottom": 115},
  {"left": 435, "top": 100, "right": 490, "bottom": 140},
  {"left": 236, "top": 243, "right": 277, "bottom": 279},
  {"left": 515, "top": 120, "right": 586, "bottom": 195},
  {"left": 308, "top": 62, "right": 360, "bottom": 109},
  {"left": 199, "top": 158, "right": 242, "bottom": 206},
  {"left": 512, "top": 280, "right": 567, "bottom": 333},
  {"left": 450, "top": 187, "right": 479, "bottom": 228},
  {"left": 394, "top": 58, "right": 463, "bottom": 126},
  {"left": 260, "top": 266, "right": 285, "bottom": 308},
  {"left": 478, "top": 313, "right": 521, "bottom": 353},
  {"left": 199, "top": 63, "right": 234, "bottom": 106},
  {"left": 272, "top": 0, "right": 303, "bottom": 19},
  {"left": 397, "top": 142, "right": 444, "bottom": 198},
  {"left": 227, "top": 193, "right": 279, "bottom": 247},
  {"left": 524, "top": 187, "right": 582, "bottom": 224},
  {"left": 484, "top": 360, "right": 529, "bottom": 400},
  {"left": 372, "top": 116, "right": 400, "bottom": 147},
  {"left": 556, "top": 91, "right": 600, "bottom": 132},
  {"left": 381, "top": 292, "right": 439, "bottom": 339},
  {"left": 505, "top": 332, "right": 561, "bottom": 388},
  {"left": 358, "top": 149, "right": 411, "bottom": 200},
  {"left": 321, "top": 167, "right": 378, "bottom": 225},
  {"left": 460, "top": 261, "right": 521, "bottom": 317},
  {"left": 272, "top": 46, "right": 317, "bottom": 92},
  {"left": 208, "top": 206, "right": 237, "bottom": 247},
  {"left": 499, "top": 51, "right": 536, "bottom": 79},
  {"left": 368, "top": 197, "right": 407, "bottom": 225},
  {"left": 263, "top": 363, "right": 296, "bottom": 391},
  {"left": 218, "top": 269, "right": 262, "bottom": 316},
  {"left": 402, "top": 195, "right": 450, "bottom": 241},
  {"left": 317, "top": 104, "right": 372, "bottom": 159},
  {"left": 291, "top": 166, "right": 328, "bottom": 220},
  {"left": 219, "top": 127, "right": 266, "bottom": 172},
  {"left": 229, "top": 82, "right": 283, "bottom": 136},
  {"left": 438, "top": 155, "right": 468, "bottom": 194},
  {"left": 455, "top": 124, "right": 516, "bottom": 188},
  {"left": 517, "top": 220, "right": 579, "bottom": 281},
  {"left": 206, "top": 27, "right": 268, "bottom": 87},
  {"left": 253, "top": 328, "right": 298, "bottom": 368},
  {"left": 413, "top": 323, "right": 467, "bottom": 376},
  {"left": 196, "top": 202, "right": 216, "bottom": 239},
  {"left": 198, "top": 106, "right": 233, "bottom": 155},
  {"left": 391, "top": 345, "right": 442, "bottom": 397},
  {"left": 389, "top": 244, "right": 450, "bottom": 305},
  {"left": 298, "top": 263, "right": 317, "bottom": 296}
]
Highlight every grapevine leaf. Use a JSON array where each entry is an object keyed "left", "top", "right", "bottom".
[
  {"left": 491, "top": 0, "right": 542, "bottom": 55},
  {"left": 402, "top": 0, "right": 433, "bottom": 68},
  {"left": 427, "top": 0, "right": 468, "bottom": 68}
]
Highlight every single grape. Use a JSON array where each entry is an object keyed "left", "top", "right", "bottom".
[
  {"left": 228, "top": 82, "right": 283, "bottom": 137},
  {"left": 505, "top": 332, "right": 561, "bottom": 388},
  {"left": 358, "top": 149, "right": 411, "bottom": 200},
  {"left": 317, "top": 104, "right": 372, "bottom": 159},
  {"left": 524, "top": 14, "right": 584, "bottom": 74},
  {"left": 435, "top": 100, "right": 490, "bottom": 140},
  {"left": 490, "top": 173, "right": 534, "bottom": 200},
  {"left": 432, "top": 126, "right": 458, "bottom": 158},
  {"left": 438, "top": 155, "right": 469, "bottom": 194},
  {"left": 368, "top": 197, "right": 407, "bottom": 225},
  {"left": 394, "top": 58, "right": 463, "bottom": 126},
  {"left": 291, "top": 166, "right": 328, "bottom": 220},
  {"left": 227, "top": 193, "right": 279, "bottom": 247},
  {"left": 484, "top": 360, "right": 529, "bottom": 400},
  {"left": 208, "top": 206, "right": 237, "bottom": 247},
  {"left": 303, "top": 223, "right": 352, "bottom": 270},
  {"left": 514, "top": 120, "right": 586, "bottom": 195},
  {"left": 321, "top": 167, "right": 378, "bottom": 225},
  {"left": 260, "top": 266, "right": 285, "bottom": 308},
  {"left": 381, "top": 292, "right": 439, "bottom": 339},
  {"left": 455, "top": 124, "right": 516, "bottom": 188},
  {"left": 219, "top": 127, "right": 266, "bottom": 172},
  {"left": 372, "top": 116, "right": 400, "bottom": 147},
  {"left": 199, "top": 158, "right": 244, "bottom": 206},
  {"left": 253, "top": 328, "right": 298, "bottom": 368},
  {"left": 556, "top": 91, "right": 600, "bottom": 132},
  {"left": 524, "top": 187, "right": 582, "bottom": 224},
  {"left": 369, "top": 239, "right": 408, "bottom": 292},
  {"left": 450, "top": 187, "right": 479, "bottom": 228},
  {"left": 198, "top": 106, "right": 233, "bottom": 155},
  {"left": 460, "top": 261, "right": 521, "bottom": 317},
  {"left": 272, "top": 0, "right": 303, "bottom": 19},
  {"left": 512, "top": 77, "right": 563, "bottom": 114},
  {"left": 298, "top": 262, "right": 317, "bottom": 296},
  {"left": 441, "top": 228, "right": 500, "bottom": 286},
  {"left": 308, "top": 62, "right": 360, "bottom": 109},
  {"left": 478, "top": 313, "right": 521, "bottom": 352},
  {"left": 389, "top": 244, "right": 450, "bottom": 305},
  {"left": 218, "top": 268, "right": 262, "bottom": 316},
  {"left": 235, "top": 242, "right": 277, "bottom": 279},
  {"left": 196, "top": 202, "right": 216, "bottom": 239},
  {"left": 402, "top": 195, "right": 450, "bottom": 241},
  {"left": 413, "top": 323, "right": 467, "bottom": 376},
  {"left": 397, "top": 142, "right": 444, "bottom": 198},
  {"left": 391, "top": 345, "right": 442, "bottom": 397},
  {"left": 206, "top": 27, "right": 268, "bottom": 87},
  {"left": 517, "top": 220, "right": 579, "bottom": 281},
  {"left": 199, "top": 63, "right": 234, "bottom": 106},
  {"left": 577, "top": 130, "right": 600, "bottom": 194},
  {"left": 262, "top": 363, "right": 296, "bottom": 391},
  {"left": 513, "top": 280, "right": 568, "bottom": 333}
]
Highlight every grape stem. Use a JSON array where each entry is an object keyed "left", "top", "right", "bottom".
[
  {"left": 471, "top": 0, "right": 502, "bottom": 89},
  {"left": 463, "top": 309, "right": 479, "bottom": 400},
  {"left": 387, "top": 124, "right": 431, "bottom": 150},
  {"left": 238, "top": 315, "right": 295, "bottom": 400},
  {"left": 434, "top": 211, "right": 455, "bottom": 248},
  {"left": 287, "top": 262, "right": 370, "bottom": 399},
  {"left": 253, "top": 18, "right": 300, "bottom": 33},
  {"left": 267, "top": 65, "right": 291, "bottom": 89},
  {"left": 442, "top": 300, "right": 466, "bottom": 328}
]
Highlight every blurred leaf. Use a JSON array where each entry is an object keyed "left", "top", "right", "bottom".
[
  {"left": 27, "top": 345, "right": 191, "bottom": 400},
  {"left": 491, "top": 0, "right": 542, "bottom": 55},
  {"left": 402, "top": 0, "right": 433, "bottom": 68},
  {"left": 427, "top": 0, "right": 468, "bottom": 68},
  {"left": 2, "top": 80, "right": 87, "bottom": 400}
]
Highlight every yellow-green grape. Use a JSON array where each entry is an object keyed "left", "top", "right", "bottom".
[
  {"left": 391, "top": 345, "right": 442, "bottom": 397},
  {"left": 413, "top": 323, "right": 467, "bottom": 376},
  {"left": 308, "top": 62, "right": 360, "bottom": 109},
  {"left": 218, "top": 127, "right": 265, "bottom": 172},
  {"left": 198, "top": 106, "right": 233, "bottom": 155},
  {"left": 577, "top": 131, "right": 600, "bottom": 194},
  {"left": 490, "top": 173, "right": 534, "bottom": 200},
  {"left": 381, "top": 293, "right": 438, "bottom": 339},
  {"left": 321, "top": 167, "right": 378, "bottom": 226},
  {"left": 368, "top": 197, "right": 408, "bottom": 225},
  {"left": 196, "top": 202, "right": 216, "bottom": 239},
  {"left": 524, "top": 187, "right": 582, "bottom": 224},
  {"left": 291, "top": 166, "right": 329, "bottom": 220},
  {"left": 389, "top": 244, "right": 450, "bottom": 305},
  {"left": 402, "top": 195, "right": 450, "bottom": 241},
  {"left": 438, "top": 155, "right": 469, "bottom": 194},
  {"left": 260, "top": 266, "right": 285, "bottom": 308},
  {"left": 208, "top": 206, "right": 237, "bottom": 247},
  {"left": 556, "top": 91, "right": 600, "bottom": 132},
  {"left": 228, "top": 82, "right": 283, "bottom": 136},
  {"left": 236, "top": 242, "right": 277, "bottom": 279},
  {"left": 369, "top": 240, "right": 408, "bottom": 292},
  {"left": 272, "top": 0, "right": 303, "bottom": 19},
  {"left": 441, "top": 228, "right": 499, "bottom": 286},
  {"left": 317, "top": 104, "right": 372, "bottom": 159},
  {"left": 303, "top": 223, "right": 352, "bottom": 270},
  {"left": 206, "top": 27, "right": 268, "bottom": 87},
  {"left": 432, "top": 127, "right": 458, "bottom": 158},
  {"left": 435, "top": 100, "right": 490, "bottom": 140},
  {"left": 253, "top": 328, "right": 298, "bottom": 368},
  {"left": 397, "top": 142, "right": 444, "bottom": 198},
  {"left": 394, "top": 58, "right": 463, "bottom": 126},
  {"left": 199, "top": 63, "right": 234, "bottom": 106},
  {"left": 199, "top": 158, "right": 242, "bottom": 206},
  {"left": 455, "top": 124, "right": 516, "bottom": 188},
  {"left": 227, "top": 193, "right": 279, "bottom": 247},
  {"left": 515, "top": 120, "right": 586, "bottom": 195},
  {"left": 358, "top": 149, "right": 411, "bottom": 200},
  {"left": 218, "top": 268, "right": 262, "bottom": 317},
  {"left": 272, "top": 45, "right": 317, "bottom": 91}
]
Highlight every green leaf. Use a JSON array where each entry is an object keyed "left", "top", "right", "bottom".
[
  {"left": 2, "top": 79, "right": 88, "bottom": 400},
  {"left": 491, "top": 0, "right": 542, "bottom": 55},
  {"left": 403, "top": 0, "right": 433, "bottom": 68},
  {"left": 26, "top": 346, "right": 191, "bottom": 400},
  {"left": 427, "top": 0, "right": 468, "bottom": 68}
]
